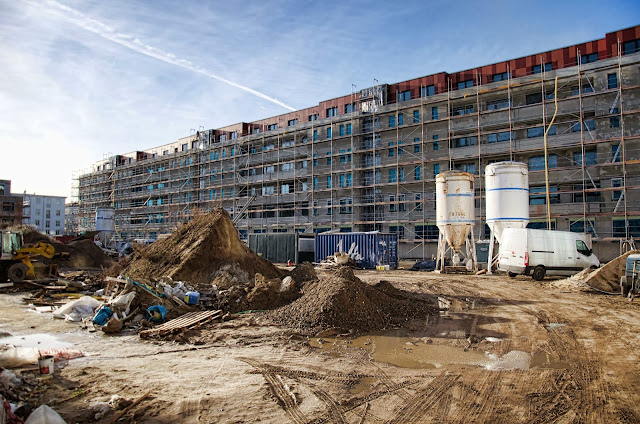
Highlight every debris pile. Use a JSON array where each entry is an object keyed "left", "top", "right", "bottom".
[
  {"left": 117, "top": 210, "right": 282, "bottom": 288},
  {"left": 267, "top": 266, "right": 435, "bottom": 334},
  {"left": 563, "top": 250, "right": 639, "bottom": 293}
]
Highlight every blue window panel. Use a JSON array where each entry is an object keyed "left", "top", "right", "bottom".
[
  {"left": 422, "top": 85, "right": 435, "bottom": 97},
  {"left": 433, "top": 163, "right": 440, "bottom": 178},
  {"left": 389, "top": 148, "right": 394, "bottom": 157},
  {"left": 414, "top": 145, "right": 420, "bottom": 153},
  {"left": 389, "top": 169, "right": 397, "bottom": 183},
  {"left": 580, "top": 52, "right": 598, "bottom": 64},
  {"left": 327, "top": 127, "right": 332, "bottom": 138},
  {"left": 492, "top": 72, "right": 510, "bottom": 82},
  {"left": 327, "top": 176, "right": 332, "bottom": 188},
  {"left": 399, "top": 168, "right": 405, "bottom": 182},
  {"left": 347, "top": 173, "right": 352, "bottom": 187},
  {"left": 457, "top": 80, "right": 473, "bottom": 89},
  {"left": 398, "top": 90, "right": 411, "bottom": 102},
  {"left": 608, "top": 73, "right": 618, "bottom": 89},
  {"left": 389, "top": 116, "right": 396, "bottom": 128},
  {"left": 432, "top": 107, "right": 438, "bottom": 120},
  {"left": 413, "top": 110, "right": 420, "bottom": 123},
  {"left": 574, "top": 150, "right": 598, "bottom": 166},
  {"left": 611, "top": 144, "right": 621, "bottom": 162},
  {"left": 313, "top": 177, "right": 318, "bottom": 190},
  {"left": 398, "top": 113, "right": 404, "bottom": 126},
  {"left": 529, "top": 154, "right": 557, "bottom": 171},
  {"left": 346, "top": 124, "right": 352, "bottom": 135},
  {"left": 340, "top": 174, "right": 345, "bottom": 187},
  {"left": 532, "top": 63, "right": 553, "bottom": 74},
  {"left": 339, "top": 125, "right": 345, "bottom": 136},
  {"left": 414, "top": 165, "right": 421, "bottom": 180},
  {"left": 623, "top": 39, "right": 640, "bottom": 55},
  {"left": 313, "top": 130, "right": 318, "bottom": 141}
]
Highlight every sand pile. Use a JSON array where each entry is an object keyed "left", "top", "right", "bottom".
[
  {"left": 118, "top": 209, "right": 282, "bottom": 289},
  {"left": 267, "top": 266, "right": 435, "bottom": 334},
  {"left": 15, "top": 226, "right": 114, "bottom": 269},
  {"left": 558, "top": 250, "right": 639, "bottom": 292}
]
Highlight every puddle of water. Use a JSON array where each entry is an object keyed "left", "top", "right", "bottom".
[
  {"left": 0, "top": 333, "right": 73, "bottom": 349},
  {"left": 310, "top": 333, "right": 487, "bottom": 369},
  {"left": 349, "top": 376, "right": 377, "bottom": 395},
  {"left": 544, "top": 323, "right": 566, "bottom": 330},
  {"left": 530, "top": 352, "right": 569, "bottom": 369}
]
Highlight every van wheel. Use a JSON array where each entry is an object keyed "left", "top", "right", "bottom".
[
  {"left": 532, "top": 266, "right": 546, "bottom": 281},
  {"left": 508, "top": 272, "right": 518, "bottom": 278}
]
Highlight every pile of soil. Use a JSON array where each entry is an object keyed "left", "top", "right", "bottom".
[
  {"left": 578, "top": 250, "right": 639, "bottom": 292},
  {"left": 17, "top": 226, "right": 114, "bottom": 269},
  {"left": 118, "top": 210, "right": 282, "bottom": 290},
  {"left": 266, "top": 266, "right": 436, "bottom": 334}
]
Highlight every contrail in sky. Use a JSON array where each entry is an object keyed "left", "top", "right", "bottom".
[{"left": 40, "top": 0, "right": 296, "bottom": 111}]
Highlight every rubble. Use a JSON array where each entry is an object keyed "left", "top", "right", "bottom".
[{"left": 559, "top": 250, "right": 640, "bottom": 293}]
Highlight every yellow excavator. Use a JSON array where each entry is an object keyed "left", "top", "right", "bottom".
[{"left": 1, "top": 230, "right": 62, "bottom": 282}]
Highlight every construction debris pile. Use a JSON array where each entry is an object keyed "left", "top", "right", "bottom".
[
  {"left": 563, "top": 250, "right": 639, "bottom": 293},
  {"left": 267, "top": 266, "right": 436, "bottom": 334}
]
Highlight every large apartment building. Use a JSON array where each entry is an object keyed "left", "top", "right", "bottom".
[{"left": 77, "top": 26, "right": 640, "bottom": 262}]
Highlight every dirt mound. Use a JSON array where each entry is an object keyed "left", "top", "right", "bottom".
[
  {"left": 8, "top": 226, "right": 114, "bottom": 269},
  {"left": 118, "top": 209, "right": 282, "bottom": 289},
  {"left": 290, "top": 262, "right": 318, "bottom": 284},
  {"left": 266, "top": 267, "right": 435, "bottom": 334},
  {"left": 558, "top": 250, "right": 639, "bottom": 293}
]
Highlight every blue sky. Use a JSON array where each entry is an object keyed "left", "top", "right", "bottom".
[{"left": 1, "top": 0, "right": 638, "bottom": 199}]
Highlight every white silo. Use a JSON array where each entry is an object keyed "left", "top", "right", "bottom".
[
  {"left": 95, "top": 207, "right": 116, "bottom": 249},
  {"left": 435, "top": 171, "right": 478, "bottom": 272},
  {"left": 485, "top": 162, "right": 529, "bottom": 274}
]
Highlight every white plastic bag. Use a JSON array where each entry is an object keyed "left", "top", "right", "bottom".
[
  {"left": 25, "top": 405, "right": 67, "bottom": 424},
  {"left": 53, "top": 296, "right": 101, "bottom": 320}
]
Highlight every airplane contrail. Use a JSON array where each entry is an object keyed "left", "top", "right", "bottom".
[{"left": 40, "top": 0, "right": 296, "bottom": 111}]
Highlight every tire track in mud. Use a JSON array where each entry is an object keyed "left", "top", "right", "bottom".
[
  {"left": 453, "top": 371, "right": 502, "bottom": 423},
  {"left": 240, "top": 358, "right": 371, "bottom": 384},
  {"left": 385, "top": 374, "right": 459, "bottom": 424},
  {"left": 262, "top": 372, "right": 307, "bottom": 424},
  {"left": 307, "top": 385, "right": 346, "bottom": 424}
]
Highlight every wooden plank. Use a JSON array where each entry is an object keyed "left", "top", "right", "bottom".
[{"left": 140, "top": 310, "right": 221, "bottom": 339}]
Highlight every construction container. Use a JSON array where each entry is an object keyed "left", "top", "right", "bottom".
[
  {"left": 248, "top": 233, "right": 315, "bottom": 264},
  {"left": 315, "top": 233, "right": 397, "bottom": 269}
]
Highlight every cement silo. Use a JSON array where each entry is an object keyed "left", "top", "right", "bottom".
[
  {"left": 485, "top": 162, "right": 529, "bottom": 273},
  {"left": 435, "top": 171, "right": 477, "bottom": 272},
  {"left": 95, "top": 206, "right": 116, "bottom": 249}
]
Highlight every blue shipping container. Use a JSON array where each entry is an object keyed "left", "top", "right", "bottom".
[{"left": 315, "top": 233, "right": 397, "bottom": 269}]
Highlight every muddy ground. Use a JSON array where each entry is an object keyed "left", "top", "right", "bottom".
[{"left": 1, "top": 269, "right": 640, "bottom": 423}]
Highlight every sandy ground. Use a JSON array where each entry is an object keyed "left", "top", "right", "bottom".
[{"left": 2, "top": 270, "right": 640, "bottom": 423}]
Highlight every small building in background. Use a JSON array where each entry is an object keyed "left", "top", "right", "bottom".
[
  {"left": 0, "top": 180, "right": 24, "bottom": 228},
  {"left": 21, "top": 193, "right": 66, "bottom": 236}
]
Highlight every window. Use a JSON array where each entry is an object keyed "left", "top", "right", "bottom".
[
  {"left": 398, "top": 113, "right": 404, "bottom": 126},
  {"left": 345, "top": 103, "right": 357, "bottom": 113},
  {"left": 532, "top": 63, "right": 553, "bottom": 74},
  {"left": 415, "top": 224, "right": 439, "bottom": 240},
  {"left": 264, "top": 165, "right": 275, "bottom": 174},
  {"left": 488, "top": 131, "right": 512, "bottom": 143},
  {"left": 281, "top": 139, "right": 294, "bottom": 148},
  {"left": 288, "top": 118, "right": 298, "bottom": 126},
  {"left": 529, "top": 154, "right": 557, "bottom": 171},
  {"left": 389, "top": 169, "right": 397, "bottom": 183},
  {"left": 398, "top": 90, "right": 411, "bottom": 102},
  {"left": 389, "top": 225, "right": 405, "bottom": 238},
  {"left": 347, "top": 173, "right": 352, "bottom": 187},
  {"left": 181, "top": 143, "right": 188, "bottom": 151},
  {"left": 573, "top": 150, "right": 597, "bottom": 166},
  {"left": 433, "top": 163, "right": 440, "bottom": 178},
  {"left": 414, "top": 144, "right": 420, "bottom": 153},
  {"left": 569, "top": 221, "right": 595, "bottom": 236},
  {"left": 313, "top": 130, "right": 318, "bottom": 141},
  {"left": 414, "top": 165, "right": 421, "bottom": 180},
  {"left": 452, "top": 104, "right": 474, "bottom": 116},
  {"left": 253, "top": 128, "right": 260, "bottom": 134},
  {"left": 327, "top": 127, "right": 332, "bottom": 138},
  {"left": 610, "top": 108, "right": 620, "bottom": 128},
  {"left": 486, "top": 99, "right": 510, "bottom": 111},
  {"left": 327, "top": 156, "right": 332, "bottom": 165},
  {"left": 452, "top": 136, "right": 476, "bottom": 148},
  {"left": 573, "top": 183, "right": 601, "bottom": 203},
  {"left": 432, "top": 107, "right": 438, "bottom": 120},
  {"left": 580, "top": 52, "right": 598, "bottom": 64},
  {"left": 281, "top": 162, "right": 295, "bottom": 172},
  {"left": 613, "top": 219, "right": 640, "bottom": 237},
  {"left": 327, "top": 200, "right": 332, "bottom": 215},
  {"left": 268, "top": 123, "right": 278, "bottom": 130},
  {"left": 422, "top": 85, "right": 435, "bottom": 97},
  {"left": 327, "top": 176, "right": 332, "bottom": 189},
  {"left": 313, "top": 153, "right": 318, "bottom": 166},
  {"left": 492, "top": 72, "right": 510, "bottom": 82},
  {"left": 526, "top": 93, "right": 542, "bottom": 105},
  {"left": 399, "top": 168, "right": 405, "bottom": 182},
  {"left": 453, "top": 162, "right": 476, "bottom": 174},
  {"left": 527, "top": 125, "right": 555, "bottom": 138},
  {"left": 389, "top": 194, "right": 396, "bottom": 212},
  {"left": 281, "top": 184, "right": 290, "bottom": 194},
  {"left": 608, "top": 73, "right": 618, "bottom": 89},
  {"left": 527, "top": 221, "right": 556, "bottom": 230},
  {"left": 530, "top": 186, "right": 559, "bottom": 205},
  {"left": 572, "top": 119, "right": 596, "bottom": 132},
  {"left": 339, "top": 174, "right": 345, "bottom": 188},
  {"left": 413, "top": 110, "right": 420, "bottom": 123},
  {"left": 339, "top": 125, "right": 345, "bottom": 136},
  {"left": 398, "top": 141, "right": 403, "bottom": 155},
  {"left": 326, "top": 106, "right": 338, "bottom": 118},
  {"left": 457, "top": 80, "right": 473, "bottom": 89},
  {"left": 389, "top": 116, "right": 396, "bottom": 128},
  {"left": 623, "top": 39, "right": 640, "bottom": 55},
  {"left": 415, "top": 193, "right": 423, "bottom": 211},
  {"left": 230, "top": 131, "right": 238, "bottom": 139},
  {"left": 339, "top": 198, "right": 353, "bottom": 214},
  {"left": 571, "top": 84, "right": 594, "bottom": 96},
  {"left": 389, "top": 146, "right": 394, "bottom": 157},
  {"left": 56, "top": 210, "right": 61, "bottom": 216},
  {"left": 313, "top": 177, "right": 318, "bottom": 190},
  {"left": 612, "top": 143, "right": 621, "bottom": 163},
  {"left": 612, "top": 178, "right": 622, "bottom": 201},
  {"left": 309, "top": 114, "right": 318, "bottom": 121},
  {"left": 346, "top": 124, "right": 352, "bottom": 135}
]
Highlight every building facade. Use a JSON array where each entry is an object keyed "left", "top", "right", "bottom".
[
  {"left": 78, "top": 26, "right": 640, "bottom": 262},
  {"left": 22, "top": 194, "right": 66, "bottom": 236},
  {"left": 0, "top": 180, "right": 24, "bottom": 228}
]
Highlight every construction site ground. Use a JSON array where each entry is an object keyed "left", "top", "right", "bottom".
[{"left": 2, "top": 268, "right": 640, "bottom": 423}]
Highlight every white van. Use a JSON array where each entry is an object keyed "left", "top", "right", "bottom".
[{"left": 498, "top": 228, "right": 599, "bottom": 280}]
